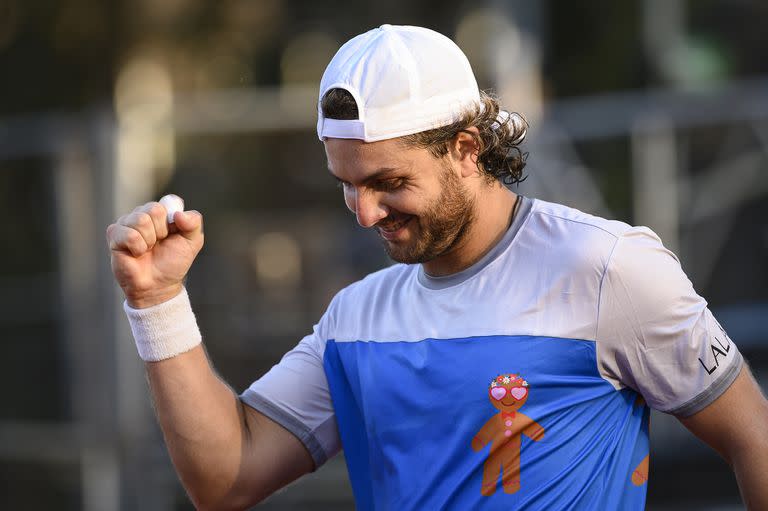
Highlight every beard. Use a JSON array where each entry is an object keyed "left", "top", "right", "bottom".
[{"left": 378, "top": 165, "right": 476, "bottom": 264}]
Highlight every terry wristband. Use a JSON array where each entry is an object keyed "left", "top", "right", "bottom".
[{"left": 123, "top": 287, "right": 203, "bottom": 362}]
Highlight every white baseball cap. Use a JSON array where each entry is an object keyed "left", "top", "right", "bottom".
[{"left": 317, "top": 24, "right": 481, "bottom": 142}]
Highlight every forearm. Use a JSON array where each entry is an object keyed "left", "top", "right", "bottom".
[
  {"left": 147, "top": 345, "right": 249, "bottom": 509},
  {"left": 732, "top": 436, "right": 768, "bottom": 509},
  {"left": 523, "top": 419, "right": 545, "bottom": 440},
  {"left": 680, "top": 365, "right": 768, "bottom": 510},
  {"left": 472, "top": 419, "right": 494, "bottom": 449}
]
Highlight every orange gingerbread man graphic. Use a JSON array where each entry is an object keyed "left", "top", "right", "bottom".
[{"left": 471, "top": 373, "right": 545, "bottom": 496}]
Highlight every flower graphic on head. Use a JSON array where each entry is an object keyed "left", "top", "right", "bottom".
[
  {"left": 502, "top": 376, "right": 511, "bottom": 384},
  {"left": 522, "top": 381, "right": 529, "bottom": 387},
  {"left": 496, "top": 376, "right": 504, "bottom": 383},
  {"left": 490, "top": 381, "right": 498, "bottom": 388}
]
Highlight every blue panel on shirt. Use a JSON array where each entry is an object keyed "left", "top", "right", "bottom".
[{"left": 323, "top": 335, "right": 649, "bottom": 511}]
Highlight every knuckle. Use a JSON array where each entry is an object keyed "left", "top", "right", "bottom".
[
  {"left": 125, "top": 233, "right": 147, "bottom": 254},
  {"left": 126, "top": 229, "right": 142, "bottom": 244},
  {"left": 136, "top": 212, "right": 153, "bottom": 227},
  {"left": 147, "top": 202, "right": 165, "bottom": 218},
  {"left": 121, "top": 212, "right": 140, "bottom": 227}
]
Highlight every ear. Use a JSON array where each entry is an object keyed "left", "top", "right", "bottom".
[{"left": 449, "top": 127, "right": 481, "bottom": 178}]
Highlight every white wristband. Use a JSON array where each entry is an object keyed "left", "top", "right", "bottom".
[{"left": 123, "top": 287, "right": 203, "bottom": 362}]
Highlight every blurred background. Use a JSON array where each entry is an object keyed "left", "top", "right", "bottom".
[{"left": 0, "top": 0, "right": 766, "bottom": 509}]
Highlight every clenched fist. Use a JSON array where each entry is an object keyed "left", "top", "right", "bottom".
[{"left": 106, "top": 198, "right": 204, "bottom": 309}]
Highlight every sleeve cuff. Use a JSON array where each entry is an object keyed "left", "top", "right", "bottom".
[{"left": 667, "top": 350, "right": 744, "bottom": 417}]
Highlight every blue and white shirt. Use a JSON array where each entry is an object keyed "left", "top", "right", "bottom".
[{"left": 241, "top": 196, "right": 742, "bottom": 510}]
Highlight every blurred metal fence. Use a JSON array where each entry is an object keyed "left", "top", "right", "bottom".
[{"left": 0, "top": 73, "right": 766, "bottom": 509}]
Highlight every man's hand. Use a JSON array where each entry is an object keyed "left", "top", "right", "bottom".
[
  {"left": 678, "top": 364, "right": 768, "bottom": 510},
  {"left": 106, "top": 200, "right": 204, "bottom": 308}
]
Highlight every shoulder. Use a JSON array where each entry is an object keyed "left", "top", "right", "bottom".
[
  {"left": 532, "top": 198, "right": 692, "bottom": 324},
  {"left": 601, "top": 224, "right": 699, "bottom": 323},
  {"left": 523, "top": 198, "right": 634, "bottom": 276},
  {"left": 530, "top": 199, "right": 671, "bottom": 261},
  {"left": 529, "top": 198, "right": 632, "bottom": 239}
]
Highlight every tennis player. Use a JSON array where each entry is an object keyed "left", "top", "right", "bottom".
[{"left": 107, "top": 25, "right": 768, "bottom": 510}]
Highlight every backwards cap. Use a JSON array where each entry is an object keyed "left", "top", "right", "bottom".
[{"left": 317, "top": 24, "right": 481, "bottom": 142}]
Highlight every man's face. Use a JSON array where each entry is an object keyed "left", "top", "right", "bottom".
[{"left": 325, "top": 137, "right": 475, "bottom": 264}]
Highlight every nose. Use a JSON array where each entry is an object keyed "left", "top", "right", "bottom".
[{"left": 345, "top": 187, "right": 388, "bottom": 228}]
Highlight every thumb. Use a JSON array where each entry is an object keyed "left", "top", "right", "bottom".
[{"left": 173, "top": 210, "right": 203, "bottom": 241}]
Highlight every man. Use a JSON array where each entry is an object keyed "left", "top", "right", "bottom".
[{"left": 107, "top": 25, "right": 768, "bottom": 510}]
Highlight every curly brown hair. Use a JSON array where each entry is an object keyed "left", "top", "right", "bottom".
[{"left": 320, "top": 88, "right": 528, "bottom": 185}]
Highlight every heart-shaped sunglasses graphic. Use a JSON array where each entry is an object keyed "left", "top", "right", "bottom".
[{"left": 490, "top": 386, "right": 528, "bottom": 401}]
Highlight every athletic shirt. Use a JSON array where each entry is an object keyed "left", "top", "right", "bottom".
[{"left": 241, "top": 196, "right": 743, "bottom": 510}]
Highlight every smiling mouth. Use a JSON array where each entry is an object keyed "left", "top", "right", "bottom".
[{"left": 377, "top": 215, "right": 413, "bottom": 234}]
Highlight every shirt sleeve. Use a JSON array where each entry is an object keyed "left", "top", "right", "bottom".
[
  {"left": 595, "top": 226, "right": 743, "bottom": 417},
  {"left": 239, "top": 300, "right": 341, "bottom": 468}
]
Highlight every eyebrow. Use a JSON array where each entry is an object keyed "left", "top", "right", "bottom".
[{"left": 327, "top": 166, "right": 400, "bottom": 186}]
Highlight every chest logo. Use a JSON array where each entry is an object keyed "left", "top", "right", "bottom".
[{"left": 471, "top": 373, "right": 545, "bottom": 496}]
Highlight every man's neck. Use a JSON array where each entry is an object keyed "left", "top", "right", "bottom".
[{"left": 422, "top": 188, "right": 518, "bottom": 277}]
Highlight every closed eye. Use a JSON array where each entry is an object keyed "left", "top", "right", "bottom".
[
  {"left": 373, "top": 178, "right": 406, "bottom": 192},
  {"left": 333, "top": 177, "right": 405, "bottom": 192}
]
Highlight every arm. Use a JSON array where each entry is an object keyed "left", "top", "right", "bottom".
[
  {"left": 108, "top": 201, "right": 314, "bottom": 509},
  {"left": 472, "top": 416, "right": 496, "bottom": 451},
  {"left": 678, "top": 364, "right": 768, "bottom": 510},
  {"left": 522, "top": 417, "right": 545, "bottom": 441},
  {"left": 147, "top": 344, "right": 314, "bottom": 510},
  {"left": 593, "top": 228, "right": 766, "bottom": 505}
]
